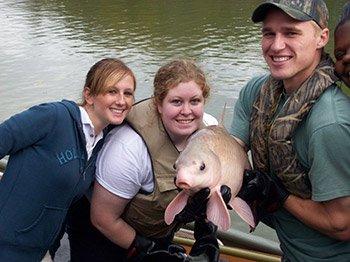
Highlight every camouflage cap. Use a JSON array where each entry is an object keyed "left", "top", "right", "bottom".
[{"left": 252, "top": 0, "right": 329, "bottom": 29}]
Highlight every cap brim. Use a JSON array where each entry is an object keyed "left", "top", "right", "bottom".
[{"left": 252, "top": 3, "right": 312, "bottom": 23}]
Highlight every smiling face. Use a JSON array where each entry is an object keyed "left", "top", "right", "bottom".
[
  {"left": 84, "top": 74, "right": 135, "bottom": 134},
  {"left": 334, "top": 20, "right": 350, "bottom": 88},
  {"left": 261, "top": 8, "right": 328, "bottom": 93},
  {"left": 157, "top": 80, "right": 204, "bottom": 149}
]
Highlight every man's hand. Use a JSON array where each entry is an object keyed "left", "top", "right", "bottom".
[
  {"left": 237, "top": 169, "right": 290, "bottom": 212},
  {"left": 127, "top": 234, "right": 188, "bottom": 262},
  {"left": 220, "top": 185, "right": 232, "bottom": 210},
  {"left": 175, "top": 188, "right": 210, "bottom": 223},
  {"left": 175, "top": 186, "right": 232, "bottom": 223},
  {"left": 187, "top": 218, "right": 220, "bottom": 262}
]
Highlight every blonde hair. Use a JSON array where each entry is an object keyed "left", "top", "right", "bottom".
[
  {"left": 153, "top": 59, "right": 210, "bottom": 105},
  {"left": 81, "top": 58, "right": 136, "bottom": 106}
]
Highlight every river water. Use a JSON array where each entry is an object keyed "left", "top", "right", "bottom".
[{"left": 0, "top": 0, "right": 347, "bottom": 246}]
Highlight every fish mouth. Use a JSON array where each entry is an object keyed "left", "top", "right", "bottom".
[{"left": 176, "top": 181, "right": 192, "bottom": 190}]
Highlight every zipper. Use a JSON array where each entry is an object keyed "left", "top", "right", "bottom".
[{"left": 82, "top": 153, "right": 98, "bottom": 180}]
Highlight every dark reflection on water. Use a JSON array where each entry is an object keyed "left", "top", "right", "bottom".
[{"left": 0, "top": 0, "right": 348, "bottom": 241}]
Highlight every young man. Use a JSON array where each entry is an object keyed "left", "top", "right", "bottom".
[{"left": 230, "top": 1, "right": 350, "bottom": 261}]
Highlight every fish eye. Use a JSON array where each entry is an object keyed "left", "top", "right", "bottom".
[
  {"left": 173, "top": 163, "right": 176, "bottom": 170},
  {"left": 200, "top": 163, "right": 205, "bottom": 171}
]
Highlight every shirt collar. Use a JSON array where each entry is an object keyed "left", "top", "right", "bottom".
[
  {"left": 79, "top": 106, "right": 103, "bottom": 159},
  {"left": 79, "top": 106, "right": 93, "bottom": 127}
]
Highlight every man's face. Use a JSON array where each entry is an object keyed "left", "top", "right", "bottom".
[
  {"left": 334, "top": 20, "right": 350, "bottom": 88},
  {"left": 261, "top": 8, "right": 328, "bottom": 93}
]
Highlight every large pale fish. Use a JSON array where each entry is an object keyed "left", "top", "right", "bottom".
[{"left": 164, "top": 108, "right": 255, "bottom": 231}]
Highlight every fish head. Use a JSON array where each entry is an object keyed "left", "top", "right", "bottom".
[{"left": 174, "top": 144, "right": 222, "bottom": 195}]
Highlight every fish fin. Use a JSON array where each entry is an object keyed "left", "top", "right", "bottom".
[
  {"left": 207, "top": 190, "right": 231, "bottom": 231},
  {"left": 229, "top": 197, "right": 256, "bottom": 229},
  {"left": 218, "top": 103, "right": 227, "bottom": 128},
  {"left": 164, "top": 191, "right": 189, "bottom": 225}
]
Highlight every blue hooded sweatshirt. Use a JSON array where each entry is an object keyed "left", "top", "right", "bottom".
[{"left": 0, "top": 100, "right": 104, "bottom": 262}]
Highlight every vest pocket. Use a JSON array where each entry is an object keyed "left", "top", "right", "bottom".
[
  {"left": 15, "top": 206, "right": 68, "bottom": 248},
  {"left": 157, "top": 173, "right": 178, "bottom": 193}
]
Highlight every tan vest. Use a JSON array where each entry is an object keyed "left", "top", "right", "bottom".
[
  {"left": 249, "top": 54, "right": 337, "bottom": 199},
  {"left": 122, "top": 99, "right": 182, "bottom": 238}
]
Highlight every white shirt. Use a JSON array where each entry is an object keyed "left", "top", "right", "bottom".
[
  {"left": 96, "top": 123, "right": 154, "bottom": 199},
  {"left": 203, "top": 112, "right": 218, "bottom": 126}
]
